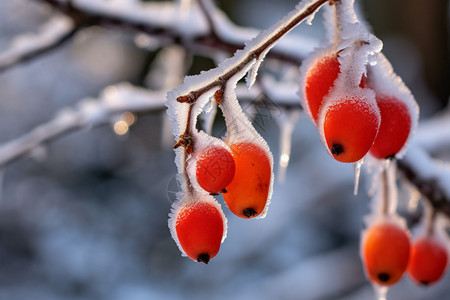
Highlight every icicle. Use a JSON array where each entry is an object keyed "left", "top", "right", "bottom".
[
  {"left": 373, "top": 285, "right": 388, "bottom": 300},
  {"left": 199, "top": 100, "right": 217, "bottom": 135},
  {"left": 274, "top": 109, "right": 301, "bottom": 183},
  {"left": 353, "top": 157, "right": 364, "bottom": 195}
]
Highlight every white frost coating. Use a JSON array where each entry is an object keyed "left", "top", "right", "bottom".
[
  {"left": 366, "top": 53, "right": 420, "bottom": 159},
  {"left": 274, "top": 109, "right": 301, "bottom": 183},
  {"left": 168, "top": 192, "right": 228, "bottom": 258},
  {"left": 334, "top": 31, "right": 382, "bottom": 89},
  {"left": 0, "top": 15, "right": 74, "bottom": 68},
  {"left": 321, "top": 4, "right": 337, "bottom": 47}
]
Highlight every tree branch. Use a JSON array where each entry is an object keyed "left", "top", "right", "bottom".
[
  {"left": 397, "top": 111, "right": 450, "bottom": 218},
  {"left": 33, "top": 0, "right": 317, "bottom": 65},
  {"left": 0, "top": 15, "right": 78, "bottom": 73},
  {"left": 0, "top": 83, "right": 166, "bottom": 167}
]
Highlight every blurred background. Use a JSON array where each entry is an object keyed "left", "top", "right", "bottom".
[{"left": 0, "top": 0, "right": 449, "bottom": 299}]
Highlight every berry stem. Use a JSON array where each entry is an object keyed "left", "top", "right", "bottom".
[
  {"left": 381, "top": 164, "right": 389, "bottom": 216},
  {"left": 425, "top": 206, "right": 438, "bottom": 237}
]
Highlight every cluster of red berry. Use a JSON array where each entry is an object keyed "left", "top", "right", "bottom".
[
  {"left": 362, "top": 218, "right": 448, "bottom": 287},
  {"left": 173, "top": 142, "right": 271, "bottom": 263},
  {"left": 300, "top": 49, "right": 415, "bottom": 163}
]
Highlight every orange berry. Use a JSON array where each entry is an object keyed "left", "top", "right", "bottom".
[
  {"left": 323, "top": 97, "right": 380, "bottom": 163},
  {"left": 369, "top": 96, "right": 412, "bottom": 159},
  {"left": 305, "top": 54, "right": 340, "bottom": 123},
  {"left": 408, "top": 237, "right": 448, "bottom": 286},
  {"left": 196, "top": 146, "right": 235, "bottom": 194},
  {"left": 362, "top": 222, "right": 410, "bottom": 285},
  {"left": 175, "top": 201, "right": 225, "bottom": 263},
  {"left": 304, "top": 53, "right": 366, "bottom": 123},
  {"left": 223, "top": 143, "right": 271, "bottom": 218}
]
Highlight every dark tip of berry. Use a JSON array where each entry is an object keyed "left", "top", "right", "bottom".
[
  {"left": 209, "top": 193, "right": 219, "bottom": 196},
  {"left": 420, "top": 281, "right": 430, "bottom": 286},
  {"left": 385, "top": 154, "right": 396, "bottom": 160},
  {"left": 243, "top": 208, "right": 257, "bottom": 218},
  {"left": 222, "top": 189, "right": 227, "bottom": 194},
  {"left": 377, "top": 273, "right": 390, "bottom": 282},
  {"left": 197, "top": 254, "right": 210, "bottom": 264},
  {"left": 331, "top": 144, "right": 344, "bottom": 156}
]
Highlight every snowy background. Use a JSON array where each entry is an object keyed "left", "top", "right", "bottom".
[{"left": 0, "top": 0, "right": 449, "bottom": 299}]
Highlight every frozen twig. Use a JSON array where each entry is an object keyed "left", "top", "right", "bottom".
[
  {"left": 397, "top": 112, "right": 450, "bottom": 218},
  {"left": 0, "top": 15, "right": 78, "bottom": 73},
  {"left": 0, "top": 83, "right": 166, "bottom": 167},
  {"left": 34, "top": 0, "right": 316, "bottom": 65},
  {"left": 398, "top": 148, "right": 450, "bottom": 218}
]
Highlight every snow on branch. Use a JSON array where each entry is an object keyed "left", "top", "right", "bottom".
[
  {"left": 0, "top": 83, "right": 166, "bottom": 167},
  {"left": 0, "top": 15, "right": 78, "bottom": 72},
  {"left": 35, "top": 0, "right": 317, "bottom": 64},
  {"left": 397, "top": 111, "right": 450, "bottom": 218}
]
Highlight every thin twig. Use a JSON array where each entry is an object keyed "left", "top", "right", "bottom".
[
  {"left": 0, "top": 16, "right": 79, "bottom": 73},
  {"left": 176, "top": 0, "right": 331, "bottom": 103},
  {"left": 34, "top": 0, "right": 310, "bottom": 65},
  {"left": 0, "top": 84, "right": 166, "bottom": 167},
  {"left": 397, "top": 156, "right": 450, "bottom": 218}
]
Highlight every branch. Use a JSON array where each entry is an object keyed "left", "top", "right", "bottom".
[
  {"left": 173, "top": 0, "right": 330, "bottom": 105},
  {"left": 34, "top": 0, "right": 318, "bottom": 65},
  {"left": 397, "top": 112, "right": 450, "bottom": 218},
  {"left": 0, "top": 15, "right": 78, "bottom": 73},
  {"left": 0, "top": 83, "right": 166, "bottom": 167}
]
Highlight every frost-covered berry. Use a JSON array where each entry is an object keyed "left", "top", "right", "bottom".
[
  {"left": 196, "top": 146, "right": 235, "bottom": 194},
  {"left": 174, "top": 200, "right": 225, "bottom": 263},
  {"left": 302, "top": 53, "right": 366, "bottom": 124},
  {"left": 304, "top": 54, "right": 341, "bottom": 123},
  {"left": 408, "top": 236, "right": 448, "bottom": 286},
  {"left": 362, "top": 222, "right": 410, "bottom": 285},
  {"left": 369, "top": 96, "right": 412, "bottom": 159},
  {"left": 322, "top": 97, "right": 380, "bottom": 163},
  {"left": 223, "top": 143, "right": 271, "bottom": 218}
]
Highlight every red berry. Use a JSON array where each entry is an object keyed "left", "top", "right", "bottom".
[
  {"left": 408, "top": 237, "right": 448, "bottom": 286},
  {"left": 305, "top": 54, "right": 341, "bottom": 123},
  {"left": 223, "top": 143, "right": 271, "bottom": 218},
  {"left": 304, "top": 53, "right": 366, "bottom": 123},
  {"left": 196, "top": 146, "right": 235, "bottom": 194},
  {"left": 362, "top": 222, "right": 411, "bottom": 285},
  {"left": 175, "top": 201, "right": 225, "bottom": 263},
  {"left": 322, "top": 97, "right": 380, "bottom": 163},
  {"left": 369, "top": 96, "right": 412, "bottom": 159}
]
